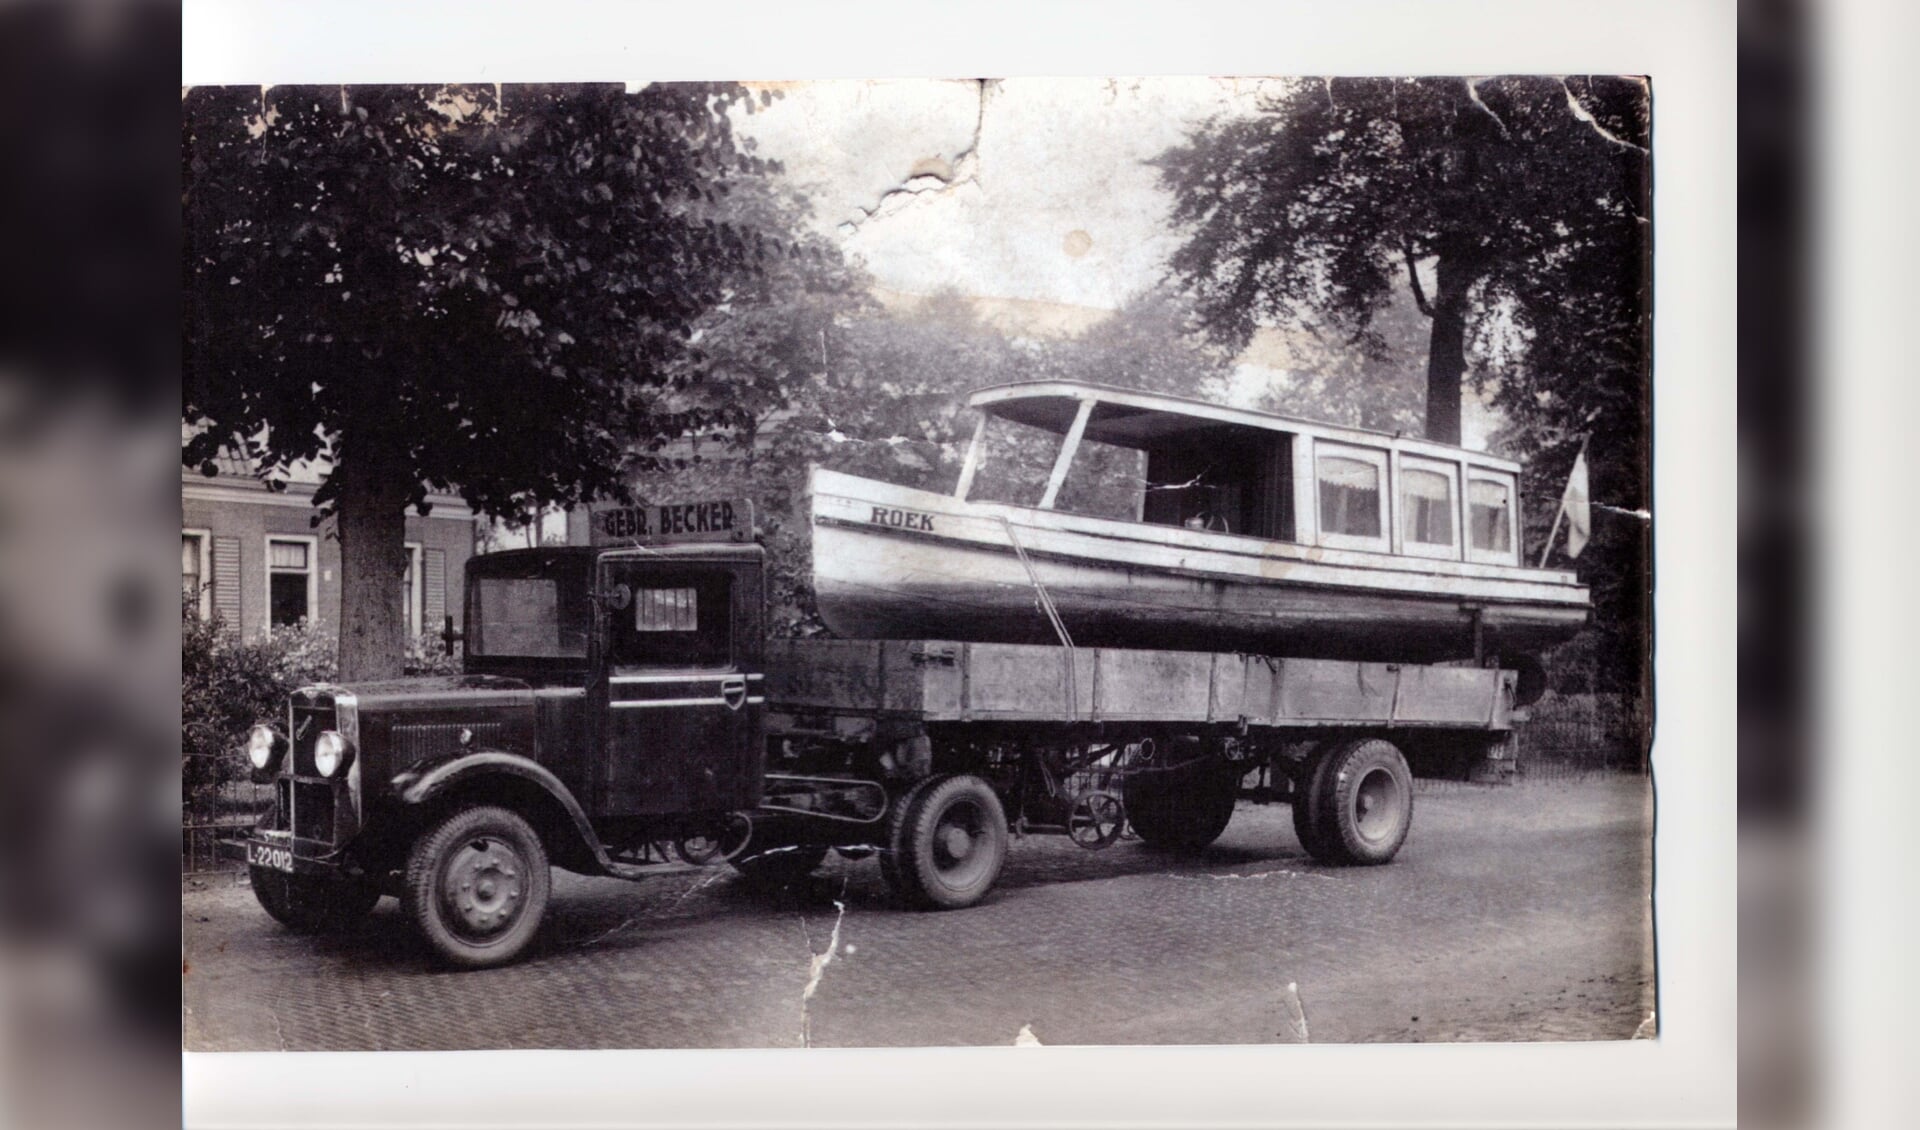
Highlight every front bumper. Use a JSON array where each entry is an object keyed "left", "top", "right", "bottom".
[{"left": 240, "top": 829, "right": 351, "bottom": 878}]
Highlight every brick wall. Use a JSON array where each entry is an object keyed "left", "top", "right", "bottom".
[{"left": 182, "top": 473, "right": 475, "bottom": 643}]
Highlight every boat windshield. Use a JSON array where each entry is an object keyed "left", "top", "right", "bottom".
[{"left": 959, "top": 412, "right": 1144, "bottom": 522}]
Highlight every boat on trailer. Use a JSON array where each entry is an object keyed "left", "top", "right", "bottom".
[{"left": 809, "top": 380, "right": 1590, "bottom": 667}]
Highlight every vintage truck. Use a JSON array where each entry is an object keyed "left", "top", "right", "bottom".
[{"left": 243, "top": 500, "right": 1536, "bottom": 968}]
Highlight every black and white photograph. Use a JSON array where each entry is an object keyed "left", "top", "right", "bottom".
[{"left": 180, "top": 66, "right": 1659, "bottom": 1058}]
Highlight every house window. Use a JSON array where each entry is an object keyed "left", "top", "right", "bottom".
[
  {"left": 182, "top": 531, "right": 211, "bottom": 619},
  {"left": 266, "top": 537, "right": 316, "bottom": 629},
  {"left": 1468, "top": 476, "right": 1516, "bottom": 561},
  {"left": 402, "top": 543, "right": 423, "bottom": 644},
  {"left": 1314, "top": 444, "right": 1388, "bottom": 550}
]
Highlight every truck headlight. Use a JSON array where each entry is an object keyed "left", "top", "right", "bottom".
[
  {"left": 247, "top": 724, "right": 285, "bottom": 771},
  {"left": 314, "top": 730, "right": 353, "bottom": 777}
]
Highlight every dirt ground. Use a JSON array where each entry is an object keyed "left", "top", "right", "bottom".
[{"left": 182, "top": 773, "right": 1655, "bottom": 1050}]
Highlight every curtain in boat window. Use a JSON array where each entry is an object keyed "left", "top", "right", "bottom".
[
  {"left": 1402, "top": 468, "right": 1454, "bottom": 546},
  {"left": 1317, "top": 455, "right": 1381, "bottom": 538},
  {"left": 1469, "top": 479, "right": 1513, "bottom": 553}
]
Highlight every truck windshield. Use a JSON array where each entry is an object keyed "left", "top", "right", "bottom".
[{"left": 467, "top": 555, "right": 592, "bottom": 659}]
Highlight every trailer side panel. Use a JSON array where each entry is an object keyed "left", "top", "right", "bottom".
[{"left": 766, "top": 639, "right": 1517, "bottom": 731}]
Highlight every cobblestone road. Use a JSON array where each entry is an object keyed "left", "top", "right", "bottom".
[{"left": 182, "top": 776, "right": 1655, "bottom": 1050}]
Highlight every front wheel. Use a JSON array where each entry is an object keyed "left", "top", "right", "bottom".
[
  {"left": 403, "top": 805, "right": 552, "bottom": 969},
  {"left": 249, "top": 866, "right": 380, "bottom": 934},
  {"left": 890, "top": 774, "right": 1008, "bottom": 910}
]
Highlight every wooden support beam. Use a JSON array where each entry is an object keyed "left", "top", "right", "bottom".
[
  {"left": 1038, "top": 398, "right": 1095, "bottom": 511},
  {"left": 952, "top": 413, "right": 989, "bottom": 501}
]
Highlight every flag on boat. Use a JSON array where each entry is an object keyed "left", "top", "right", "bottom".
[{"left": 1560, "top": 448, "right": 1591, "bottom": 558}]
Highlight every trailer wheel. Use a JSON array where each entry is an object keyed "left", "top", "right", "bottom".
[
  {"left": 1290, "top": 741, "right": 1342, "bottom": 863},
  {"left": 1320, "top": 738, "right": 1414, "bottom": 865},
  {"left": 730, "top": 844, "right": 829, "bottom": 890},
  {"left": 249, "top": 866, "right": 380, "bottom": 934},
  {"left": 878, "top": 774, "right": 945, "bottom": 897},
  {"left": 1124, "top": 754, "right": 1239, "bottom": 851},
  {"left": 893, "top": 774, "right": 1008, "bottom": 910},
  {"left": 403, "top": 805, "right": 551, "bottom": 969}
]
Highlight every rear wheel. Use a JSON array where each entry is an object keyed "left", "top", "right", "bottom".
[
  {"left": 1290, "top": 741, "right": 1342, "bottom": 862},
  {"left": 249, "top": 866, "right": 380, "bottom": 934},
  {"left": 891, "top": 774, "right": 1008, "bottom": 909},
  {"left": 1124, "top": 748, "right": 1239, "bottom": 851},
  {"left": 878, "top": 774, "right": 944, "bottom": 896},
  {"left": 1317, "top": 738, "right": 1414, "bottom": 865},
  {"left": 403, "top": 805, "right": 551, "bottom": 969}
]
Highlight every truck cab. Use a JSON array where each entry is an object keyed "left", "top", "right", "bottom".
[{"left": 245, "top": 523, "right": 768, "bottom": 968}]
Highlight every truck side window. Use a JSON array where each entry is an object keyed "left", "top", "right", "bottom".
[
  {"left": 633, "top": 587, "right": 699, "bottom": 632},
  {"left": 608, "top": 572, "right": 732, "bottom": 668}
]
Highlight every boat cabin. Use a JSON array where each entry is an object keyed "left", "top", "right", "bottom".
[{"left": 951, "top": 381, "right": 1524, "bottom": 567}]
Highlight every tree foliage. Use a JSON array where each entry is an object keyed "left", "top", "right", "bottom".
[
  {"left": 182, "top": 83, "right": 788, "bottom": 676},
  {"left": 1156, "top": 75, "right": 1651, "bottom": 693},
  {"left": 1154, "top": 75, "right": 1649, "bottom": 446}
]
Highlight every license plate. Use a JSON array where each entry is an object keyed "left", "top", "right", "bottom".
[{"left": 247, "top": 840, "right": 294, "bottom": 873}]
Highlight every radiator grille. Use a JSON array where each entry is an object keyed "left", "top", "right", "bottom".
[{"left": 289, "top": 781, "right": 336, "bottom": 843}]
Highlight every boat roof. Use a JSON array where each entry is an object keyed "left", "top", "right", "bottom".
[{"left": 968, "top": 380, "right": 1521, "bottom": 472}]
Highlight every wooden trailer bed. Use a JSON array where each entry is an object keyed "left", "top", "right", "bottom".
[{"left": 765, "top": 638, "right": 1520, "bottom": 731}]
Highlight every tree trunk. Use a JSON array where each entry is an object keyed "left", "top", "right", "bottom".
[
  {"left": 334, "top": 461, "right": 410, "bottom": 682},
  {"left": 1422, "top": 253, "right": 1474, "bottom": 446}
]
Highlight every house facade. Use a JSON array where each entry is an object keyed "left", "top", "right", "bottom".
[{"left": 182, "top": 459, "right": 478, "bottom": 647}]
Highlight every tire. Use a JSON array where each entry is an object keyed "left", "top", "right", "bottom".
[
  {"left": 892, "top": 774, "right": 1008, "bottom": 910},
  {"left": 1123, "top": 751, "right": 1239, "bottom": 851},
  {"left": 1320, "top": 738, "right": 1414, "bottom": 865},
  {"left": 730, "top": 844, "right": 830, "bottom": 890},
  {"left": 403, "top": 805, "right": 551, "bottom": 969},
  {"left": 1291, "top": 741, "right": 1342, "bottom": 863},
  {"left": 249, "top": 866, "right": 380, "bottom": 934},
  {"left": 878, "top": 774, "right": 944, "bottom": 898}
]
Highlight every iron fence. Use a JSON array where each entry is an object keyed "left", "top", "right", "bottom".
[
  {"left": 1515, "top": 692, "right": 1652, "bottom": 777},
  {"left": 182, "top": 758, "right": 270, "bottom": 875}
]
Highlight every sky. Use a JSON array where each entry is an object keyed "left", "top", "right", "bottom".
[
  {"left": 730, "top": 76, "right": 1498, "bottom": 449},
  {"left": 732, "top": 76, "right": 1265, "bottom": 311}
]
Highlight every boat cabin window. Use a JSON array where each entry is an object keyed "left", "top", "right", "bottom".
[
  {"left": 1467, "top": 475, "right": 1518, "bottom": 563},
  {"left": 1139, "top": 432, "right": 1294, "bottom": 539},
  {"left": 1398, "top": 456, "right": 1461, "bottom": 559},
  {"left": 1314, "top": 443, "right": 1389, "bottom": 551}
]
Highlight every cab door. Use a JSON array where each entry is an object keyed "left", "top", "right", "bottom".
[{"left": 596, "top": 556, "right": 764, "bottom": 818}]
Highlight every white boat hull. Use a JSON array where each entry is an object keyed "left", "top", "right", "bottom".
[{"left": 809, "top": 469, "right": 1590, "bottom": 662}]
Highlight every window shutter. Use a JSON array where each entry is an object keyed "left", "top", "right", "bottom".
[
  {"left": 424, "top": 547, "right": 446, "bottom": 629},
  {"left": 213, "top": 537, "right": 241, "bottom": 624}
]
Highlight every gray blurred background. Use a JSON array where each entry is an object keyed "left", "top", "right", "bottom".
[{"left": 0, "top": 0, "right": 1913, "bottom": 1127}]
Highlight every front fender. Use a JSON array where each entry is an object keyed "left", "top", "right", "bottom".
[{"left": 390, "top": 750, "right": 608, "bottom": 872}]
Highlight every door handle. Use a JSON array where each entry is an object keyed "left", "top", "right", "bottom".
[{"left": 720, "top": 675, "right": 748, "bottom": 711}]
